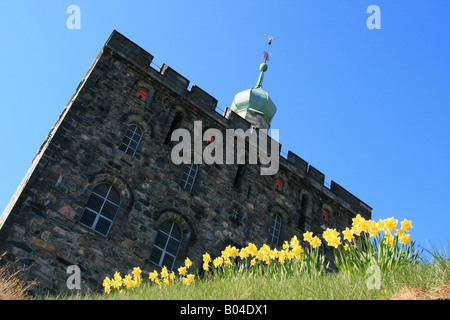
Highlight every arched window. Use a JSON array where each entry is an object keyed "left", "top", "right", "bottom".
[
  {"left": 119, "top": 124, "right": 143, "bottom": 157},
  {"left": 135, "top": 88, "right": 148, "bottom": 102},
  {"left": 275, "top": 177, "right": 283, "bottom": 191},
  {"left": 180, "top": 163, "right": 198, "bottom": 192},
  {"left": 79, "top": 183, "right": 121, "bottom": 237},
  {"left": 269, "top": 214, "right": 282, "bottom": 245},
  {"left": 149, "top": 221, "right": 182, "bottom": 270}
]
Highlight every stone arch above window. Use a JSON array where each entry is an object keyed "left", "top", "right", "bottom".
[
  {"left": 149, "top": 210, "right": 194, "bottom": 270},
  {"left": 124, "top": 113, "right": 153, "bottom": 136},
  {"left": 79, "top": 171, "right": 133, "bottom": 236}
]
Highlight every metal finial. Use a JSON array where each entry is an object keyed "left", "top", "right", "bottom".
[{"left": 263, "top": 34, "right": 276, "bottom": 63}]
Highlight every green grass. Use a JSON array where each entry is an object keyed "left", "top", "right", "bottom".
[{"left": 49, "top": 254, "right": 448, "bottom": 300}]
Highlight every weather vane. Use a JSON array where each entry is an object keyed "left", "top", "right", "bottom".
[{"left": 263, "top": 34, "right": 276, "bottom": 63}]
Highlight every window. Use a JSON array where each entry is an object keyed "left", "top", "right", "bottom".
[
  {"left": 180, "top": 163, "right": 198, "bottom": 192},
  {"left": 275, "top": 178, "right": 283, "bottom": 191},
  {"left": 322, "top": 209, "right": 329, "bottom": 221},
  {"left": 233, "top": 164, "right": 245, "bottom": 190},
  {"left": 149, "top": 221, "right": 182, "bottom": 270},
  {"left": 119, "top": 124, "right": 143, "bottom": 157},
  {"left": 230, "top": 206, "right": 241, "bottom": 222},
  {"left": 269, "top": 214, "right": 282, "bottom": 245},
  {"left": 164, "top": 113, "right": 183, "bottom": 146},
  {"left": 135, "top": 88, "right": 148, "bottom": 102},
  {"left": 298, "top": 194, "right": 309, "bottom": 229},
  {"left": 80, "top": 183, "right": 121, "bottom": 237}
]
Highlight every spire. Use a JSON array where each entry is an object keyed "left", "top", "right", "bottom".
[
  {"left": 255, "top": 34, "right": 275, "bottom": 89},
  {"left": 230, "top": 34, "right": 277, "bottom": 129}
]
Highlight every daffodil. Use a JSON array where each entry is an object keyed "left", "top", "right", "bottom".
[
  {"left": 239, "top": 247, "right": 249, "bottom": 259},
  {"left": 400, "top": 219, "right": 413, "bottom": 232},
  {"left": 185, "top": 257, "right": 193, "bottom": 268},
  {"left": 290, "top": 235, "right": 299, "bottom": 248},
  {"left": 203, "top": 252, "right": 211, "bottom": 263},
  {"left": 102, "top": 277, "right": 111, "bottom": 288},
  {"left": 149, "top": 270, "right": 158, "bottom": 281},
  {"left": 213, "top": 257, "right": 223, "bottom": 268},
  {"left": 132, "top": 267, "right": 142, "bottom": 277},
  {"left": 161, "top": 266, "right": 168, "bottom": 278},
  {"left": 229, "top": 246, "right": 239, "bottom": 258},
  {"left": 342, "top": 227, "right": 354, "bottom": 241},
  {"left": 399, "top": 233, "right": 411, "bottom": 245},
  {"left": 303, "top": 231, "right": 313, "bottom": 242},
  {"left": 247, "top": 243, "right": 258, "bottom": 256},
  {"left": 178, "top": 266, "right": 187, "bottom": 276},
  {"left": 310, "top": 236, "right": 322, "bottom": 248},
  {"left": 384, "top": 217, "right": 398, "bottom": 231}
]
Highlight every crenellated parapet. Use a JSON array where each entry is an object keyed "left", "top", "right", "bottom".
[{"left": 103, "top": 30, "right": 372, "bottom": 218}]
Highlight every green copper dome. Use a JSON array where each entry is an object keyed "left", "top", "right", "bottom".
[{"left": 230, "top": 62, "right": 277, "bottom": 124}]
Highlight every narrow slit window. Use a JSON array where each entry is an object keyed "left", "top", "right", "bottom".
[{"left": 164, "top": 113, "right": 183, "bottom": 146}]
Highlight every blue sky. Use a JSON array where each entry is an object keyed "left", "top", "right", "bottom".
[{"left": 0, "top": 1, "right": 448, "bottom": 258}]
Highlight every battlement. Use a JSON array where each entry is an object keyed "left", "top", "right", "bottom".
[
  {"left": 103, "top": 30, "right": 371, "bottom": 217},
  {"left": 104, "top": 30, "right": 218, "bottom": 114}
]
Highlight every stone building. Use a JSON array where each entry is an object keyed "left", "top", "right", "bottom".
[{"left": 0, "top": 30, "right": 371, "bottom": 294}]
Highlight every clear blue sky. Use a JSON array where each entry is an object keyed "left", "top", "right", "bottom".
[{"left": 0, "top": 1, "right": 448, "bottom": 258}]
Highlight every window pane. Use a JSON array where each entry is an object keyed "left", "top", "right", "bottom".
[
  {"left": 162, "top": 254, "right": 175, "bottom": 270},
  {"left": 93, "top": 183, "right": 111, "bottom": 198},
  {"left": 149, "top": 247, "right": 162, "bottom": 265},
  {"left": 154, "top": 232, "right": 169, "bottom": 249},
  {"left": 95, "top": 217, "right": 112, "bottom": 236},
  {"left": 159, "top": 221, "right": 173, "bottom": 234},
  {"left": 85, "top": 194, "right": 104, "bottom": 213},
  {"left": 166, "top": 238, "right": 181, "bottom": 254},
  {"left": 170, "top": 225, "right": 182, "bottom": 240},
  {"left": 80, "top": 209, "right": 96, "bottom": 228},
  {"left": 107, "top": 188, "right": 121, "bottom": 205},
  {"left": 101, "top": 202, "right": 119, "bottom": 220}
]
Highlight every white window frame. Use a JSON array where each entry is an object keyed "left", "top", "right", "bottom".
[
  {"left": 180, "top": 163, "right": 198, "bottom": 192},
  {"left": 149, "top": 221, "right": 182, "bottom": 270},
  {"left": 269, "top": 214, "right": 282, "bottom": 245},
  {"left": 231, "top": 206, "right": 241, "bottom": 221},
  {"left": 80, "top": 184, "right": 121, "bottom": 237},
  {"left": 119, "top": 124, "right": 143, "bottom": 158}
]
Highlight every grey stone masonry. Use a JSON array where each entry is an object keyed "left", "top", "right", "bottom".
[{"left": 0, "top": 30, "right": 371, "bottom": 295}]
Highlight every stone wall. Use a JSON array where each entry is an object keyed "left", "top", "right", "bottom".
[{"left": 0, "top": 30, "right": 371, "bottom": 294}]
